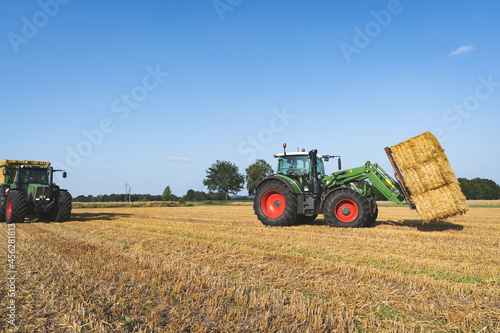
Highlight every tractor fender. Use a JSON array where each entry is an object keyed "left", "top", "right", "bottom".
[
  {"left": 50, "top": 188, "right": 69, "bottom": 199},
  {"left": 256, "top": 176, "right": 302, "bottom": 195},
  {"left": 0, "top": 184, "right": 10, "bottom": 197}
]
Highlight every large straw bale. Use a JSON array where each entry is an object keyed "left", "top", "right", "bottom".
[
  {"left": 401, "top": 156, "right": 457, "bottom": 196},
  {"left": 412, "top": 182, "right": 468, "bottom": 222},
  {"left": 391, "top": 132, "right": 444, "bottom": 170},
  {"left": 390, "top": 132, "right": 468, "bottom": 222}
]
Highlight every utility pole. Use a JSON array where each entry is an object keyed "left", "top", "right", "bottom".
[{"left": 124, "top": 182, "right": 131, "bottom": 202}]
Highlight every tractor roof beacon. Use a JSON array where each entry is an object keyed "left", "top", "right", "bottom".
[
  {"left": 0, "top": 159, "right": 72, "bottom": 223},
  {"left": 253, "top": 144, "right": 414, "bottom": 228}
]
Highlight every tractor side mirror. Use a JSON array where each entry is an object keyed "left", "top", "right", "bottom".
[
  {"left": 62, "top": 172, "right": 67, "bottom": 178},
  {"left": 338, "top": 158, "right": 342, "bottom": 170},
  {"left": 2, "top": 169, "right": 7, "bottom": 176}
]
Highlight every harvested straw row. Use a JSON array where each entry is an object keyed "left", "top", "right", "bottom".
[{"left": 391, "top": 132, "right": 468, "bottom": 222}]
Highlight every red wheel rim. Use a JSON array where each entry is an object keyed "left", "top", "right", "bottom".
[
  {"left": 7, "top": 198, "right": 11, "bottom": 219},
  {"left": 335, "top": 199, "right": 358, "bottom": 223},
  {"left": 261, "top": 190, "right": 286, "bottom": 218}
]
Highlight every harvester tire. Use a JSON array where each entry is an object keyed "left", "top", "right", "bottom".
[
  {"left": 254, "top": 180, "right": 297, "bottom": 227},
  {"left": 51, "top": 191, "right": 72, "bottom": 222},
  {"left": 6, "top": 190, "right": 27, "bottom": 223},
  {"left": 324, "top": 189, "right": 370, "bottom": 228}
]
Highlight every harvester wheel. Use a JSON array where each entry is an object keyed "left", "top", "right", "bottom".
[
  {"left": 6, "top": 190, "right": 27, "bottom": 223},
  {"left": 254, "top": 180, "right": 297, "bottom": 226},
  {"left": 51, "top": 191, "right": 72, "bottom": 222},
  {"left": 324, "top": 189, "right": 370, "bottom": 228}
]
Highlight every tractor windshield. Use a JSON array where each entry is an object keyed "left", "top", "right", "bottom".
[
  {"left": 19, "top": 168, "right": 49, "bottom": 184},
  {"left": 280, "top": 156, "right": 309, "bottom": 176}
]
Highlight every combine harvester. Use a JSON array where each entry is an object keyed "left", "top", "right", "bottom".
[
  {"left": 0, "top": 160, "right": 72, "bottom": 223},
  {"left": 253, "top": 132, "right": 468, "bottom": 227}
]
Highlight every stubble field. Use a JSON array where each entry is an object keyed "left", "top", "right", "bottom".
[{"left": 1, "top": 203, "right": 499, "bottom": 332}]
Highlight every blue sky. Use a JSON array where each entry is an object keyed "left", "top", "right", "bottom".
[{"left": 1, "top": 0, "right": 499, "bottom": 197}]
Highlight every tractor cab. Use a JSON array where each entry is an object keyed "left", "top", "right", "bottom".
[
  {"left": 274, "top": 152, "right": 327, "bottom": 193},
  {"left": 15, "top": 165, "right": 49, "bottom": 185},
  {"left": 13, "top": 165, "right": 53, "bottom": 202},
  {"left": 7, "top": 164, "right": 66, "bottom": 203}
]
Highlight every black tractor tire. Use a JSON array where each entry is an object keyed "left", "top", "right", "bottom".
[
  {"left": 254, "top": 180, "right": 297, "bottom": 227},
  {"left": 0, "top": 196, "right": 6, "bottom": 222},
  {"left": 6, "top": 190, "right": 27, "bottom": 223},
  {"left": 324, "top": 189, "right": 370, "bottom": 228},
  {"left": 364, "top": 197, "right": 378, "bottom": 227},
  {"left": 295, "top": 214, "right": 318, "bottom": 225},
  {"left": 51, "top": 191, "right": 72, "bottom": 222}
]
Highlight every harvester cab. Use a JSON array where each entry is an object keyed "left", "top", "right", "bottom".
[{"left": 0, "top": 160, "right": 72, "bottom": 223}]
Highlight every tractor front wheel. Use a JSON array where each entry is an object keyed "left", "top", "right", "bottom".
[
  {"left": 51, "top": 191, "right": 72, "bottom": 222},
  {"left": 324, "top": 189, "right": 370, "bottom": 228},
  {"left": 6, "top": 190, "right": 27, "bottom": 223},
  {"left": 364, "top": 197, "right": 378, "bottom": 227},
  {"left": 254, "top": 180, "right": 297, "bottom": 226}
]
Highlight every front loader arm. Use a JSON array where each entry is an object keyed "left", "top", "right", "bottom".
[{"left": 329, "top": 162, "right": 409, "bottom": 205}]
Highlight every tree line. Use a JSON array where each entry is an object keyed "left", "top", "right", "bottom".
[
  {"left": 74, "top": 159, "right": 272, "bottom": 203},
  {"left": 371, "top": 177, "right": 500, "bottom": 201},
  {"left": 74, "top": 159, "right": 499, "bottom": 202}
]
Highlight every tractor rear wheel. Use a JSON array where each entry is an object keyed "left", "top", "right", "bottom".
[
  {"left": 51, "top": 191, "right": 72, "bottom": 222},
  {"left": 6, "top": 190, "right": 27, "bottom": 223},
  {"left": 324, "top": 189, "right": 370, "bottom": 228},
  {"left": 254, "top": 180, "right": 297, "bottom": 226}
]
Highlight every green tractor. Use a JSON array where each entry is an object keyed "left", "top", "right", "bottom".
[
  {"left": 0, "top": 160, "right": 72, "bottom": 223},
  {"left": 253, "top": 144, "right": 414, "bottom": 227}
]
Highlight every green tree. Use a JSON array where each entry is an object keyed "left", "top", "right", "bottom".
[
  {"left": 162, "top": 185, "right": 176, "bottom": 201},
  {"left": 184, "top": 189, "right": 195, "bottom": 201},
  {"left": 203, "top": 160, "right": 245, "bottom": 202},
  {"left": 245, "top": 159, "right": 274, "bottom": 196},
  {"left": 459, "top": 177, "right": 500, "bottom": 200}
]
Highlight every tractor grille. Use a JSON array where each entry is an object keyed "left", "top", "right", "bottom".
[{"left": 35, "top": 186, "right": 50, "bottom": 199}]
